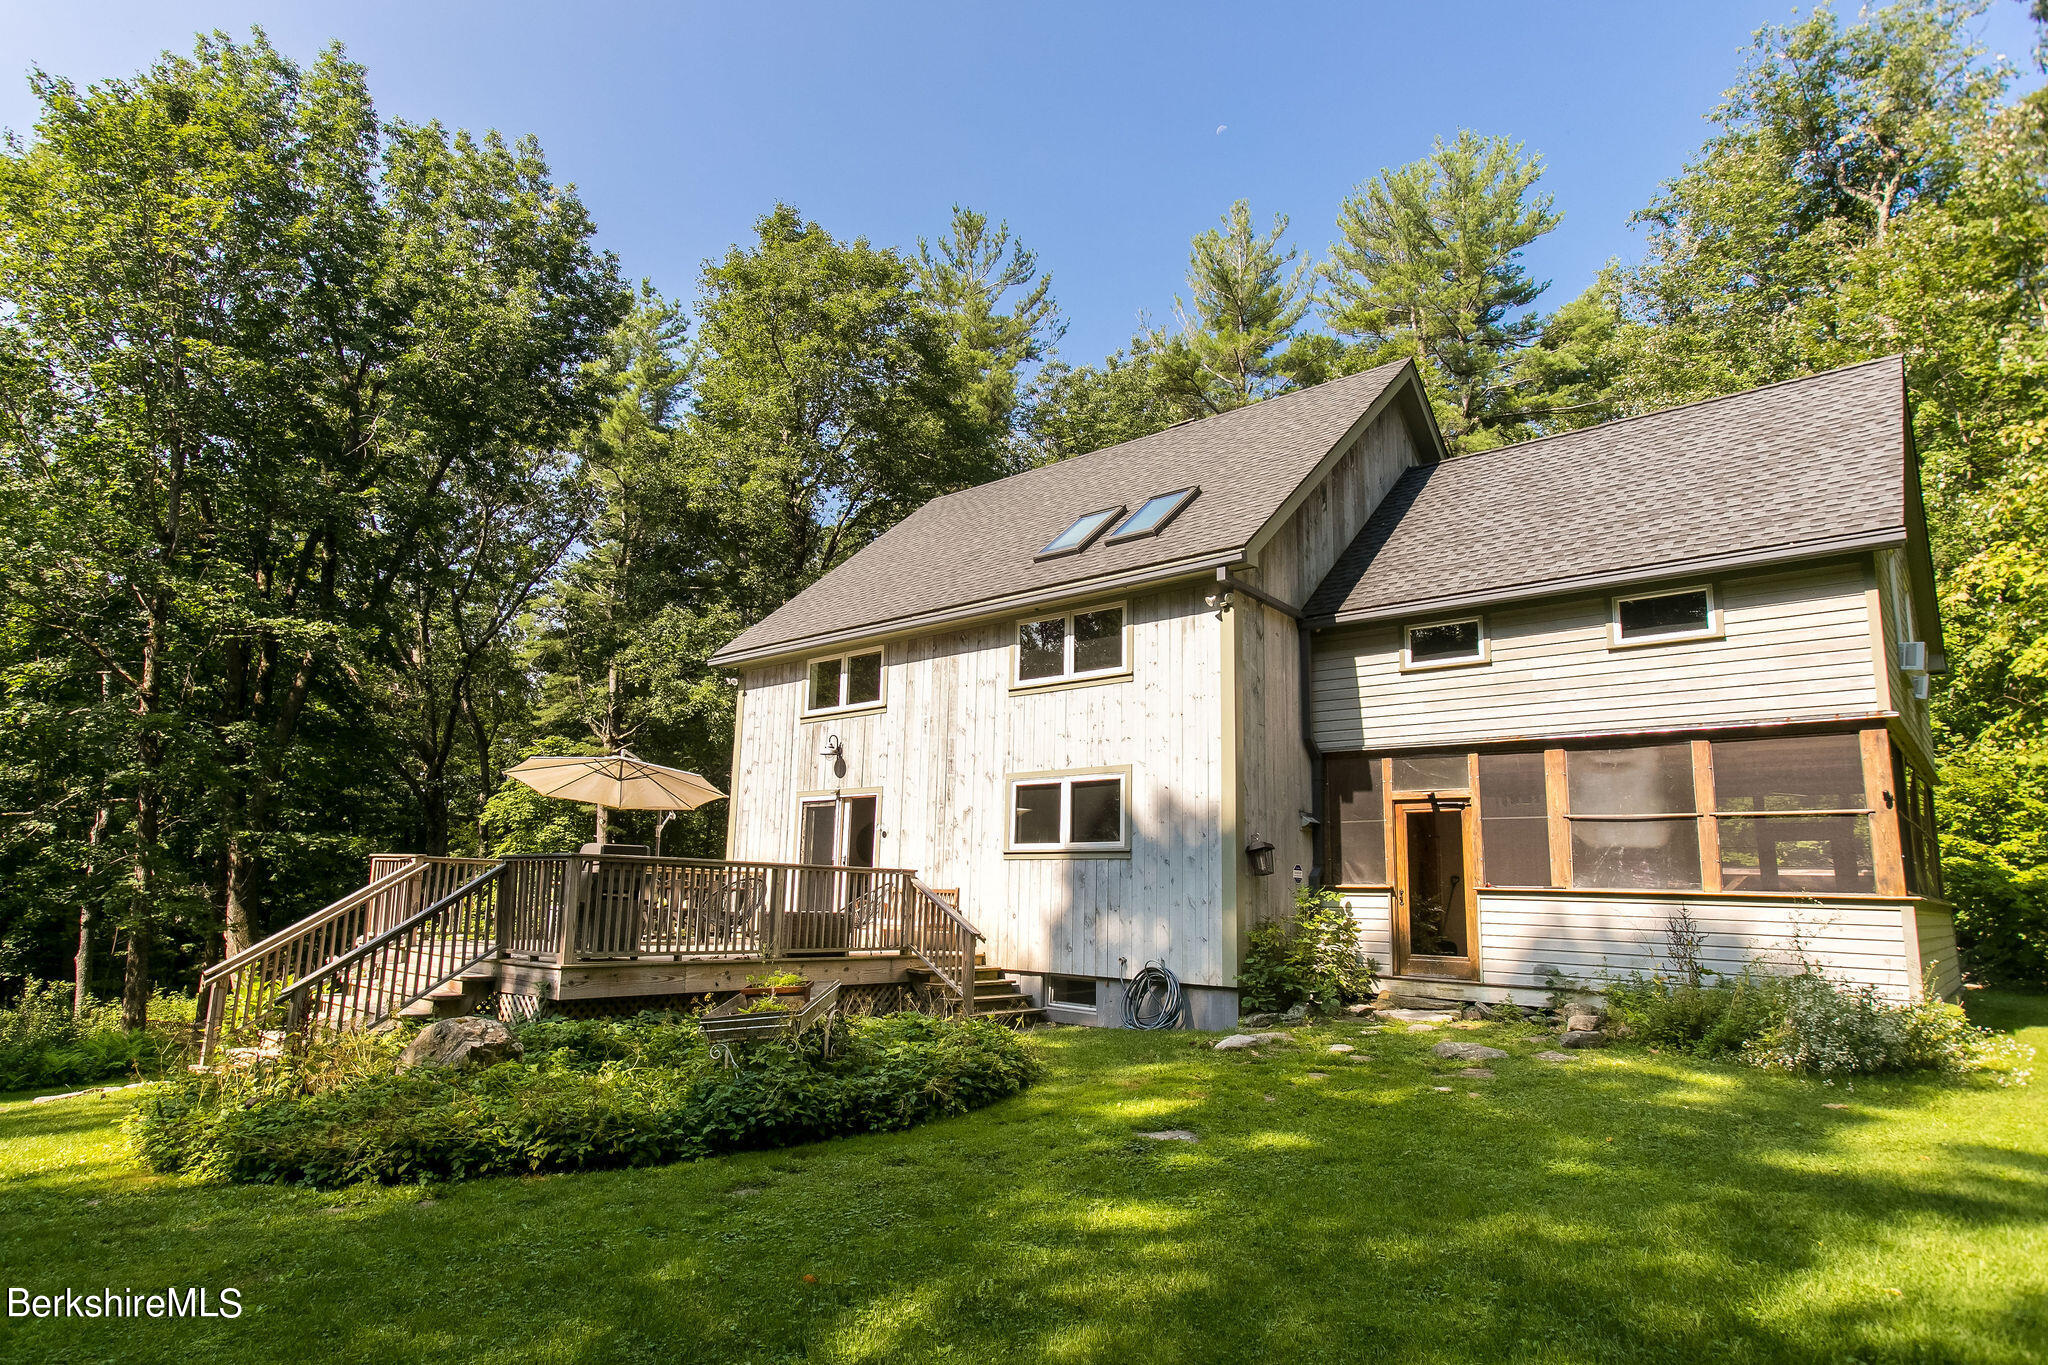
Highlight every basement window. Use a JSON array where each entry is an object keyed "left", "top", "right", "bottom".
[
  {"left": 1612, "top": 586, "right": 1718, "bottom": 646},
  {"left": 1105, "top": 487, "right": 1198, "bottom": 542},
  {"left": 1007, "top": 772, "right": 1129, "bottom": 853},
  {"left": 805, "top": 648, "right": 883, "bottom": 714},
  {"left": 1037, "top": 506, "right": 1124, "bottom": 560},
  {"left": 1046, "top": 976, "right": 1098, "bottom": 1009}
]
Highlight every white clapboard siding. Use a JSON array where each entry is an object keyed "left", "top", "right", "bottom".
[
  {"left": 1915, "top": 907, "right": 1961, "bottom": 1001},
  {"left": 727, "top": 582, "right": 1230, "bottom": 986},
  {"left": 1336, "top": 891, "right": 1918, "bottom": 1000},
  {"left": 1875, "top": 547, "right": 1935, "bottom": 762},
  {"left": 1312, "top": 562, "right": 1882, "bottom": 751}
]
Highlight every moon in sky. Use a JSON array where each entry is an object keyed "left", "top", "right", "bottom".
[{"left": 1216, "top": 124, "right": 1227, "bottom": 134}]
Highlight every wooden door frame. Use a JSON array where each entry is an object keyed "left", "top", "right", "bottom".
[{"left": 1390, "top": 797, "right": 1482, "bottom": 981}]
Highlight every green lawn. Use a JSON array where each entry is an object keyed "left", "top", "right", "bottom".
[{"left": 2, "top": 995, "right": 2044, "bottom": 1365}]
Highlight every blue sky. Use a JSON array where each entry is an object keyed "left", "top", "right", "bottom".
[{"left": 3, "top": 1, "right": 2041, "bottom": 365}]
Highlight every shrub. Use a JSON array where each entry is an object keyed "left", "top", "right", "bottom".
[
  {"left": 127, "top": 1011, "right": 1038, "bottom": 1186},
  {"left": 0, "top": 979, "right": 195, "bottom": 1092},
  {"left": 1239, "top": 887, "right": 1379, "bottom": 1013},
  {"left": 1605, "top": 971, "right": 1789, "bottom": 1057},
  {"left": 1743, "top": 976, "right": 2034, "bottom": 1080}
]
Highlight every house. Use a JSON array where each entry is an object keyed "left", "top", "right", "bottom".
[{"left": 708, "top": 355, "right": 1957, "bottom": 1028}]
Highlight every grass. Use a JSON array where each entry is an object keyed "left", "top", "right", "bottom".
[{"left": 1, "top": 994, "right": 2044, "bottom": 1364}]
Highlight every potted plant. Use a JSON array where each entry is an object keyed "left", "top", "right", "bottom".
[{"left": 739, "top": 970, "right": 811, "bottom": 1004}]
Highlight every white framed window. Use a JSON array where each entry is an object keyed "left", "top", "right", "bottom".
[
  {"left": 1610, "top": 585, "right": 1719, "bottom": 647},
  {"left": 1006, "top": 771, "right": 1129, "bottom": 853},
  {"left": 1036, "top": 506, "right": 1124, "bottom": 560},
  {"left": 1014, "top": 602, "right": 1127, "bottom": 687},
  {"left": 1045, "top": 975, "right": 1099, "bottom": 1009},
  {"left": 1401, "top": 615, "right": 1488, "bottom": 671},
  {"left": 804, "top": 647, "right": 884, "bottom": 715},
  {"left": 1105, "top": 487, "right": 1198, "bottom": 543}
]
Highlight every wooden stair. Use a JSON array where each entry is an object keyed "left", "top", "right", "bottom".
[
  {"left": 396, "top": 967, "right": 497, "bottom": 1021},
  {"left": 904, "top": 958, "right": 1045, "bottom": 1027}
]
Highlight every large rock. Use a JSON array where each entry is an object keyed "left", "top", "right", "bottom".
[
  {"left": 1433, "top": 1040, "right": 1509, "bottom": 1062},
  {"left": 398, "top": 1016, "right": 524, "bottom": 1073},
  {"left": 1215, "top": 1031, "right": 1292, "bottom": 1051},
  {"left": 1565, "top": 1011, "right": 1605, "bottom": 1033},
  {"left": 1559, "top": 1029, "right": 1608, "bottom": 1049},
  {"left": 1239, "top": 1012, "right": 1281, "bottom": 1028},
  {"left": 1281, "top": 1002, "right": 1311, "bottom": 1023},
  {"left": 1378, "top": 1008, "right": 1458, "bottom": 1023}
]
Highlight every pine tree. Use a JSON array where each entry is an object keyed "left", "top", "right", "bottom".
[
  {"left": 1323, "top": 131, "right": 1561, "bottom": 450},
  {"left": 1166, "top": 200, "right": 1314, "bottom": 414},
  {"left": 915, "top": 206, "right": 1063, "bottom": 460}
]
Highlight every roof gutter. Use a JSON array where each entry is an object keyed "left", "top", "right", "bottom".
[
  {"left": 710, "top": 548, "right": 1246, "bottom": 669},
  {"left": 1304, "top": 529, "right": 1908, "bottom": 631}
]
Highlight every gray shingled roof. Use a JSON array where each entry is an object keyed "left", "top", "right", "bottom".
[
  {"left": 1305, "top": 357, "right": 1912, "bottom": 624},
  {"left": 713, "top": 360, "right": 1421, "bottom": 664}
]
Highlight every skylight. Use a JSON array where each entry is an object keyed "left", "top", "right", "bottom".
[
  {"left": 1106, "top": 487, "right": 1198, "bottom": 542},
  {"left": 1037, "top": 506, "right": 1124, "bottom": 559}
]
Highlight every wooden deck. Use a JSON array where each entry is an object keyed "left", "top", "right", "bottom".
[{"left": 200, "top": 853, "right": 1005, "bottom": 1057}]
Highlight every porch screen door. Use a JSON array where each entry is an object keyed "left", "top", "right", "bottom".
[{"left": 1392, "top": 799, "right": 1480, "bottom": 980}]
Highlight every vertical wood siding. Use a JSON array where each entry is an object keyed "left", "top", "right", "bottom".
[
  {"left": 1255, "top": 408, "right": 1423, "bottom": 608},
  {"left": 1311, "top": 561, "right": 1883, "bottom": 751},
  {"left": 727, "top": 583, "right": 1230, "bottom": 985}
]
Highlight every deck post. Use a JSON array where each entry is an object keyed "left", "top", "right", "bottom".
[
  {"left": 558, "top": 854, "right": 587, "bottom": 965},
  {"left": 763, "top": 867, "right": 784, "bottom": 962},
  {"left": 957, "top": 921, "right": 975, "bottom": 1019}
]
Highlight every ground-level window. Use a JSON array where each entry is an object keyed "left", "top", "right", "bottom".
[
  {"left": 1016, "top": 604, "right": 1126, "bottom": 684},
  {"left": 1477, "top": 751, "right": 1550, "bottom": 886},
  {"left": 1325, "top": 753, "right": 1386, "bottom": 885},
  {"left": 1007, "top": 772, "right": 1128, "bottom": 852},
  {"left": 1711, "top": 733, "right": 1873, "bottom": 893},
  {"left": 806, "top": 648, "right": 883, "bottom": 713},
  {"left": 1566, "top": 743, "right": 1702, "bottom": 890},
  {"left": 1895, "top": 745, "right": 1941, "bottom": 897},
  {"left": 1045, "top": 976, "right": 1098, "bottom": 1008}
]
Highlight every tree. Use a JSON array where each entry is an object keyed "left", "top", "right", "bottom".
[
  {"left": 915, "top": 206, "right": 1063, "bottom": 460},
  {"left": 1162, "top": 200, "right": 1315, "bottom": 415},
  {"left": 0, "top": 32, "right": 627, "bottom": 1017},
  {"left": 689, "top": 204, "right": 994, "bottom": 622},
  {"left": 1020, "top": 332, "right": 1192, "bottom": 464},
  {"left": 1323, "top": 130, "right": 1562, "bottom": 450}
]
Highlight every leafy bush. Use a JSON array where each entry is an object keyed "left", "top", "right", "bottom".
[
  {"left": 127, "top": 1011, "right": 1038, "bottom": 1186},
  {"left": 1239, "top": 888, "right": 1379, "bottom": 1013},
  {"left": 1605, "top": 967, "right": 2033, "bottom": 1080},
  {"left": 0, "top": 979, "right": 195, "bottom": 1092}
]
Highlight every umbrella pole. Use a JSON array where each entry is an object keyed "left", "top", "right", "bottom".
[{"left": 595, "top": 803, "right": 607, "bottom": 847}]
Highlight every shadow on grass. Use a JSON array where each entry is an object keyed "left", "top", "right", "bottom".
[{"left": 2, "top": 998, "right": 2045, "bottom": 1365}]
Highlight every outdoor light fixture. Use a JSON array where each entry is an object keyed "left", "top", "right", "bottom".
[
  {"left": 1246, "top": 834, "right": 1276, "bottom": 877},
  {"left": 820, "top": 733, "right": 843, "bottom": 758}
]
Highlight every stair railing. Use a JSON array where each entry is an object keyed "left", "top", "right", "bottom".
[
  {"left": 905, "top": 879, "right": 982, "bottom": 1017},
  {"left": 273, "top": 863, "right": 507, "bottom": 1040}
]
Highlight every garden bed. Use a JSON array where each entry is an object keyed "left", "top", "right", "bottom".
[{"left": 128, "top": 1010, "right": 1037, "bottom": 1186}]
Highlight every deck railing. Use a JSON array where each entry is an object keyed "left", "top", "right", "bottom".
[{"left": 199, "top": 852, "right": 983, "bottom": 1057}]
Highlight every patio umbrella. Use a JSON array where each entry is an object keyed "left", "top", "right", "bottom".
[{"left": 504, "top": 754, "right": 725, "bottom": 849}]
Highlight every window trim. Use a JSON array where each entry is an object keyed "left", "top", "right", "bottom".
[
  {"left": 1011, "top": 600, "right": 1131, "bottom": 691},
  {"left": 1004, "top": 768, "right": 1132, "bottom": 856},
  {"left": 1400, "top": 615, "right": 1490, "bottom": 672},
  {"left": 1609, "top": 584, "right": 1722, "bottom": 649},
  {"left": 1104, "top": 486, "right": 1199, "bottom": 543},
  {"left": 1043, "top": 975, "right": 1100, "bottom": 1011},
  {"left": 801, "top": 646, "right": 887, "bottom": 717},
  {"left": 1035, "top": 506, "right": 1126, "bottom": 561}
]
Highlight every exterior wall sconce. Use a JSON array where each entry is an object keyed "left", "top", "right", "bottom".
[
  {"left": 1246, "top": 835, "right": 1276, "bottom": 877},
  {"left": 820, "top": 733, "right": 842, "bottom": 758}
]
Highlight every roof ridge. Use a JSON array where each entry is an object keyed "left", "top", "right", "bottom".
[
  {"left": 922, "top": 359, "right": 1412, "bottom": 507},
  {"left": 1432, "top": 354, "right": 1904, "bottom": 471}
]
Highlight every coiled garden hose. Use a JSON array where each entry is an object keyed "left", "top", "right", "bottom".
[{"left": 1122, "top": 960, "right": 1184, "bottom": 1029}]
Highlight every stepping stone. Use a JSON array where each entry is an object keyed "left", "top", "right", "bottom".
[
  {"left": 1215, "top": 1031, "right": 1292, "bottom": 1051},
  {"left": 1138, "top": 1129, "right": 1198, "bottom": 1142},
  {"left": 1431, "top": 1086, "right": 1453, "bottom": 1092},
  {"left": 1534, "top": 1050, "right": 1576, "bottom": 1062},
  {"left": 1327, "top": 1044, "right": 1355, "bottom": 1054},
  {"left": 1304, "top": 1071, "right": 1329, "bottom": 1080},
  {"left": 1457, "top": 1067, "right": 1495, "bottom": 1079},
  {"left": 1433, "top": 1041, "right": 1508, "bottom": 1062},
  {"left": 1379, "top": 1008, "right": 1458, "bottom": 1023}
]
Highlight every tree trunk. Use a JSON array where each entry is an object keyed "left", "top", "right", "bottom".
[
  {"left": 75, "top": 805, "right": 107, "bottom": 1015},
  {"left": 120, "top": 787, "right": 159, "bottom": 1031}
]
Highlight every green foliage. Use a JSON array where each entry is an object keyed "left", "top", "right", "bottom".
[
  {"left": 914, "top": 205, "right": 1063, "bottom": 456},
  {"left": 1605, "top": 971, "right": 1791, "bottom": 1057},
  {"left": 1324, "top": 130, "right": 1562, "bottom": 449},
  {"left": 1238, "top": 887, "right": 1379, "bottom": 1013},
  {"left": 126, "top": 1011, "right": 1037, "bottom": 1186},
  {"left": 0, "top": 979, "right": 194, "bottom": 1091},
  {"left": 1161, "top": 200, "right": 1317, "bottom": 415}
]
